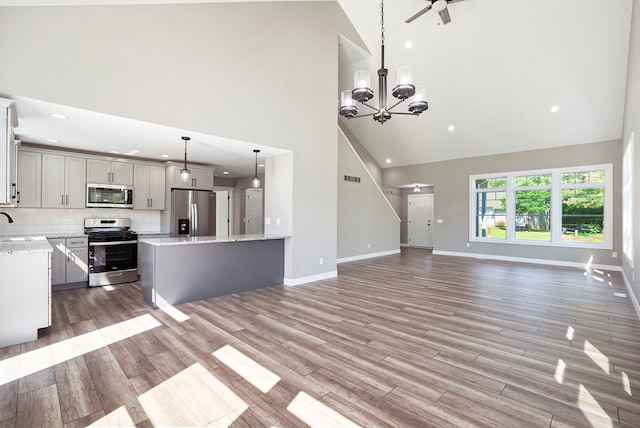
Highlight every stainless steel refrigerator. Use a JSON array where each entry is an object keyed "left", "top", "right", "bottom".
[{"left": 171, "top": 189, "right": 216, "bottom": 237}]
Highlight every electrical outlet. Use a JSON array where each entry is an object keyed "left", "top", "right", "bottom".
[
  {"left": 319, "top": 257, "right": 324, "bottom": 265},
  {"left": 466, "top": 243, "right": 470, "bottom": 248},
  {"left": 265, "top": 217, "right": 271, "bottom": 225},
  {"left": 437, "top": 219, "right": 443, "bottom": 224},
  {"left": 612, "top": 252, "right": 617, "bottom": 259},
  {"left": 368, "top": 243, "right": 371, "bottom": 248},
  {"left": 276, "top": 218, "right": 280, "bottom": 226}
]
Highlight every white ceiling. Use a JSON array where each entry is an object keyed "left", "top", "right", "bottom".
[{"left": 0, "top": 0, "right": 634, "bottom": 178}]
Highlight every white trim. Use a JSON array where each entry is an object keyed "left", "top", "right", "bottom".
[
  {"left": 622, "top": 269, "right": 640, "bottom": 320},
  {"left": 284, "top": 270, "right": 337, "bottom": 286},
  {"left": 338, "top": 126, "right": 401, "bottom": 223},
  {"left": 338, "top": 249, "right": 400, "bottom": 264},
  {"left": 433, "top": 250, "right": 621, "bottom": 272}
]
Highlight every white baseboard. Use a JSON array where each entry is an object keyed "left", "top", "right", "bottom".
[
  {"left": 622, "top": 269, "right": 640, "bottom": 320},
  {"left": 284, "top": 270, "right": 337, "bottom": 286},
  {"left": 433, "top": 250, "right": 622, "bottom": 272},
  {"left": 337, "top": 249, "right": 401, "bottom": 264}
]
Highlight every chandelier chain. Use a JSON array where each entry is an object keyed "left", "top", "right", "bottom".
[{"left": 380, "top": 0, "right": 385, "bottom": 46}]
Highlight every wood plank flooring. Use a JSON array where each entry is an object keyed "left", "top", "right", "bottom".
[{"left": 1, "top": 248, "right": 639, "bottom": 427}]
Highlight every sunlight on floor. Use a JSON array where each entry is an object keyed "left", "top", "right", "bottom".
[
  {"left": 287, "top": 391, "right": 361, "bottom": 428},
  {"left": 566, "top": 326, "right": 575, "bottom": 341},
  {"left": 212, "top": 345, "right": 280, "bottom": 393},
  {"left": 583, "top": 340, "right": 610, "bottom": 374},
  {"left": 137, "top": 362, "right": 247, "bottom": 427},
  {"left": 0, "top": 314, "right": 161, "bottom": 387},
  {"left": 159, "top": 305, "right": 191, "bottom": 323},
  {"left": 578, "top": 384, "right": 612, "bottom": 428},
  {"left": 88, "top": 405, "right": 135, "bottom": 427},
  {"left": 554, "top": 359, "right": 566, "bottom": 384},
  {"left": 622, "top": 372, "right": 632, "bottom": 396}
]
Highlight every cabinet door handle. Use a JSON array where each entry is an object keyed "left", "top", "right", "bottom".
[
  {"left": 61, "top": 195, "right": 64, "bottom": 205},
  {"left": 16, "top": 191, "right": 20, "bottom": 204},
  {"left": 65, "top": 195, "right": 69, "bottom": 205},
  {"left": 149, "top": 198, "right": 152, "bottom": 207}
]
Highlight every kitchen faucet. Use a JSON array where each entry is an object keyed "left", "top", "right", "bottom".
[{"left": 0, "top": 212, "right": 13, "bottom": 223}]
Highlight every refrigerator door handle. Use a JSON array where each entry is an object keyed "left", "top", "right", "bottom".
[{"left": 192, "top": 203, "right": 198, "bottom": 236}]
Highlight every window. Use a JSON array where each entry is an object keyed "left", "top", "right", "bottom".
[
  {"left": 470, "top": 164, "right": 612, "bottom": 248},
  {"left": 473, "top": 177, "right": 506, "bottom": 240}
]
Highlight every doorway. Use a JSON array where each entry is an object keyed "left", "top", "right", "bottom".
[
  {"left": 408, "top": 194, "right": 433, "bottom": 247},
  {"left": 215, "top": 190, "right": 233, "bottom": 237},
  {"left": 245, "top": 188, "right": 264, "bottom": 234}
]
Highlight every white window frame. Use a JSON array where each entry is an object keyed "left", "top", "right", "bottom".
[{"left": 470, "top": 164, "right": 612, "bottom": 249}]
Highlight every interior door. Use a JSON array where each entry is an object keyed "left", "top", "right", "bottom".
[
  {"left": 408, "top": 194, "right": 434, "bottom": 247},
  {"left": 245, "top": 188, "right": 263, "bottom": 234},
  {"left": 216, "top": 190, "right": 230, "bottom": 236}
]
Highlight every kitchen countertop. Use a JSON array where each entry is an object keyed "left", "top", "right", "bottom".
[
  {"left": 0, "top": 236, "right": 53, "bottom": 255},
  {"left": 139, "top": 234, "right": 289, "bottom": 246}
]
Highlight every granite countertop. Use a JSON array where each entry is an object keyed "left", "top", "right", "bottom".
[
  {"left": 0, "top": 237, "right": 53, "bottom": 255},
  {"left": 139, "top": 234, "right": 290, "bottom": 246}
]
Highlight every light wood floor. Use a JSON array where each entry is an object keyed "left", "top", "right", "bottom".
[{"left": 1, "top": 248, "right": 639, "bottom": 427}]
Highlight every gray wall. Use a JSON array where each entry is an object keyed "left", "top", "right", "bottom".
[
  {"left": 622, "top": 0, "right": 640, "bottom": 309},
  {"left": 339, "top": 124, "right": 382, "bottom": 186},
  {"left": 338, "top": 129, "right": 400, "bottom": 260},
  {"left": 0, "top": 2, "right": 363, "bottom": 283},
  {"left": 383, "top": 139, "right": 622, "bottom": 267}
]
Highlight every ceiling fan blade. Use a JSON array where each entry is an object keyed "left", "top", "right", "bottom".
[
  {"left": 405, "top": 5, "right": 433, "bottom": 23},
  {"left": 438, "top": 7, "right": 451, "bottom": 25}
]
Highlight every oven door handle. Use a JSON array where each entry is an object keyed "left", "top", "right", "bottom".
[{"left": 90, "top": 241, "right": 138, "bottom": 246}]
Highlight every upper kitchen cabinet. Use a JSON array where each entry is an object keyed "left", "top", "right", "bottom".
[
  {"left": 0, "top": 98, "right": 18, "bottom": 206},
  {"left": 87, "top": 159, "right": 133, "bottom": 185},
  {"left": 134, "top": 164, "right": 165, "bottom": 210},
  {"left": 167, "top": 165, "right": 215, "bottom": 191},
  {"left": 42, "top": 154, "right": 86, "bottom": 208},
  {"left": 16, "top": 149, "right": 41, "bottom": 208}
]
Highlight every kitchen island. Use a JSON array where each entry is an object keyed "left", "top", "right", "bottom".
[
  {"left": 0, "top": 237, "right": 52, "bottom": 347},
  {"left": 139, "top": 234, "right": 287, "bottom": 308}
]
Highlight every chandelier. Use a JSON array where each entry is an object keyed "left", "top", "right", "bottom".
[{"left": 339, "top": 0, "right": 428, "bottom": 124}]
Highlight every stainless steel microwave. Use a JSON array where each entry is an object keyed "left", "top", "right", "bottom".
[{"left": 86, "top": 184, "right": 134, "bottom": 208}]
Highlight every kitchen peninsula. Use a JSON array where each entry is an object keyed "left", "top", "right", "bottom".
[{"left": 139, "top": 234, "right": 286, "bottom": 308}]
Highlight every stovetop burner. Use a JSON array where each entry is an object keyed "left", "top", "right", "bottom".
[{"left": 84, "top": 218, "right": 137, "bottom": 241}]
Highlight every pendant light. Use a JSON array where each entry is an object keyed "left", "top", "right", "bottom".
[
  {"left": 180, "top": 136, "right": 191, "bottom": 182},
  {"left": 252, "top": 149, "right": 261, "bottom": 188},
  {"left": 339, "top": 0, "right": 428, "bottom": 123}
]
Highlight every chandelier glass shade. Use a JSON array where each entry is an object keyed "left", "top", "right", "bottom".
[
  {"left": 180, "top": 136, "right": 191, "bottom": 182},
  {"left": 339, "top": 0, "right": 428, "bottom": 124}
]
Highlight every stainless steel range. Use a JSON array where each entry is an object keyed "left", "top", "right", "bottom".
[{"left": 85, "top": 218, "right": 138, "bottom": 287}]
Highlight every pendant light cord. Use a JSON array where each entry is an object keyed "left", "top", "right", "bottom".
[{"left": 380, "top": 0, "right": 385, "bottom": 46}]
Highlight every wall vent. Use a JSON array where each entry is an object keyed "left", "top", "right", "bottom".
[{"left": 343, "top": 175, "right": 361, "bottom": 183}]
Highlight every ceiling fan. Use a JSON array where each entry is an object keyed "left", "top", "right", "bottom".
[{"left": 405, "top": 0, "right": 466, "bottom": 25}]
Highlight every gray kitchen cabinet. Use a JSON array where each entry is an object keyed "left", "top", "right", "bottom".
[
  {"left": 134, "top": 164, "right": 165, "bottom": 210},
  {"left": 16, "top": 149, "right": 41, "bottom": 208},
  {"left": 87, "top": 159, "right": 133, "bottom": 185},
  {"left": 49, "top": 237, "right": 89, "bottom": 286},
  {"left": 42, "top": 154, "right": 86, "bottom": 208},
  {"left": 168, "top": 165, "right": 215, "bottom": 190}
]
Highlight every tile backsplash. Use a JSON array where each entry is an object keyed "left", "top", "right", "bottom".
[{"left": 0, "top": 207, "right": 163, "bottom": 236}]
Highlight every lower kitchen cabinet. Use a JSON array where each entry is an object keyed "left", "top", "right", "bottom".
[
  {"left": 0, "top": 251, "right": 50, "bottom": 347},
  {"left": 49, "top": 237, "right": 89, "bottom": 287}
]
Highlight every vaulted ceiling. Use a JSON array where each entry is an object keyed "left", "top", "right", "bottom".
[{"left": 0, "top": 0, "right": 634, "bottom": 177}]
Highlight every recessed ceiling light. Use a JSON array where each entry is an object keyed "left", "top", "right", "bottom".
[
  {"left": 161, "top": 154, "right": 170, "bottom": 158},
  {"left": 550, "top": 105, "right": 560, "bottom": 113},
  {"left": 405, "top": 40, "right": 413, "bottom": 49},
  {"left": 223, "top": 171, "right": 230, "bottom": 175},
  {"left": 259, "top": 164, "right": 265, "bottom": 168},
  {"left": 45, "top": 138, "right": 58, "bottom": 143},
  {"left": 49, "top": 113, "right": 67, "bottom": 119},
  {"left": 386, "top": 158, "right": 391, "bottom": 164},
  {"left": 448, "top": 125, "right": 455, "bottom": 131}
]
